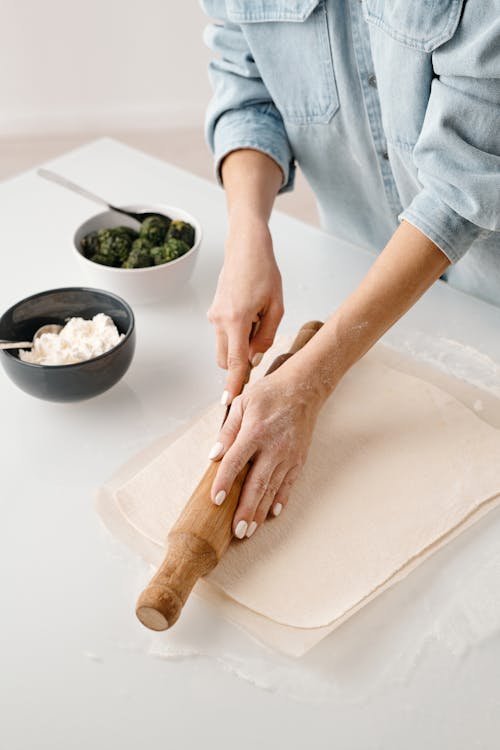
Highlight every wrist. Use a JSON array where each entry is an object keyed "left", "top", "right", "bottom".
[
  {"left": 224, "top": 220, "right": 275, "bottom": 261},
  {"left": 285, "top": 335, "right": 345, "bottom": 405},
  {"left": 227, "top": 207, "right": 269, "bottom": 233},
  {"left": 274, "top": 354, "right": 335, "bottom": 411}
]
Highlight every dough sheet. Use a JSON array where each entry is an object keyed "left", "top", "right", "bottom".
[{"left": 96, "top": 342, "right": 500, "bottom": 656}]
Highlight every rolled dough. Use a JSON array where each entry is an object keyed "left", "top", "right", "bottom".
[{"left": 96, "top": 342, "right": 500, "bottom": 656}]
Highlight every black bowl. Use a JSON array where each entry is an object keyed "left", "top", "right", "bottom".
[{"left": 0, "top": 287, "right": 135, "bottom": 402}]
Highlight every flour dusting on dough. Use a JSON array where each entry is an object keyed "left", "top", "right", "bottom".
[{"left": 386, "top": 330, "right": 500, "bottom": 398}]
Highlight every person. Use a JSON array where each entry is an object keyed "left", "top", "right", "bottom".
[{"left": 200, "top": 0, "right": 500, "bottom": 540}]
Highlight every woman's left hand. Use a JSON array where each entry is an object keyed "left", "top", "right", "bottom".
[{"left": 208, "top": 367, "right": 325, "bottom": 539}]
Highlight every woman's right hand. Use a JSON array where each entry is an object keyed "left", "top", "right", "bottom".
[{"left": 207, "top": 217, "right": 284, "bottom": 403}]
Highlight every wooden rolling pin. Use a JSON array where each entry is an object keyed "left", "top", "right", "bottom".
[{"left": 136, "top": 320, "right": 323, "bottom": 631}]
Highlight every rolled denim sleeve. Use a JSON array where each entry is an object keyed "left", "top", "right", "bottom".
[
  {"left": 400, "top": 2, "right": 500, "bottom": 263},
  {"left": 200, "top": 0, "right": 296, "bottom": 193}
]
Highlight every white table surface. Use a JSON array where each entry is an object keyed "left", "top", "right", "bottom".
[{"left": 1, "top": 138, "right": 499, "bottom": 749}]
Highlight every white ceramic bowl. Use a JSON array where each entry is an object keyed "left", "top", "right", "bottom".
[{"left": 73, "top": 204, "right": 202, "bottom": 305}]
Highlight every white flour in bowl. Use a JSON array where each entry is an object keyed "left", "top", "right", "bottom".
[{"left": 19, "top": 313, "right": 124, "bottom": 365}]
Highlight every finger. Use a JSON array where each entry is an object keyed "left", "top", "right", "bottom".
[
  {"left": 232, "top": 456, "right": 281, "bottom": 538},
  {"left": 223, "top": 324, "right": 252, "bottom": 404},
  {"left": 210, "top": 425, "right": 257, "bottom": 509},
  {"left": 208, "top": 395, "right": 244, "bottom": 469},
  {"left": 248, "top": 301, "right": 284, "bottom": 365},
  {"left": 207, "top": 300, "right": 229, "bottom": 370},
  {"left": 270, "top": 465, "right": 301, "bottom": 518},
  {"left": 215, "top": 328, "right": 228, "bottom": 370},
  {"left": 253, "top": 462, "right": 289, "bottom": 527}
]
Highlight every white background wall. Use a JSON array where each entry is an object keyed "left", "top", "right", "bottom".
[{"left": 0, "top": 0, "right": 213, "bottom": 136}]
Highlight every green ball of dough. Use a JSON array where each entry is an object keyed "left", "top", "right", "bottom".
[
  {"left": 150, "top": 238, "right": 190, "bottom": 266},
  {"left": 166, "top": 220, "right": 195, "bottom": 248},
  {"left": 122, "top": 237, "right": 154, "bottom": 268},
  {"left": 80, "top": 231, "right": 100, "bottom": 259},
  {"left": 139, "top": 215, "right": 171, "bottom": 246}
]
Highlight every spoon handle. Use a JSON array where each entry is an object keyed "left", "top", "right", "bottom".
[
  {"left": 0, "top": 341, "right": 33, "bottom": 349},
  {"left": 37, "top": 168, "right": 111, "bottom": 211}
]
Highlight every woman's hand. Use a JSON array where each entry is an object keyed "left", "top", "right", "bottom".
[
  {"left": 207, "top": 218, "right": 284, "bottom": 404},
  {"left": 208, "top": 366, "right": 325, "bottom": 538}
]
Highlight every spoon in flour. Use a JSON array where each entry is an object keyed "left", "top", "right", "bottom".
[{"left": 0, "top": 324, "right": 63, "bottom": 350}]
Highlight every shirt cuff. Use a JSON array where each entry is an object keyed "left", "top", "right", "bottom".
[
  {"left": 211, "top": 107, "right": 296, "bottom": 194},
  {"left": 399, "top": 191, "right": 485, "bottom": 264}
]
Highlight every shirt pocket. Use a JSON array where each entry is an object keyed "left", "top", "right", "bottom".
[
  {"left": 226, "top": 0, "right": 339, "bottom": 125},
  {"left": 363, "top": 0, "right": 464, "bottom": 52}
]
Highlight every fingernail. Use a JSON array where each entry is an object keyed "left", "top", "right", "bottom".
[
  {"left": 208, "top": 441, "right": 224, "bottom": 460},
  {"left": 234, "top": 520, "right": 248, "bottom": 539},
  {"left": 246, "top": 521, "right": 258, "bottom": 538},
  {"left": 214, "top": 490, "right": 226, "bottom": 506},
  {"left": 220, "top": 390, "right": 230, "bottom": 406},
  {"left": 272, "top": 502, "right": 283, "bottom": 517},
  {"left": 251, "top": 352, "right": 263, "bottom": 367}
]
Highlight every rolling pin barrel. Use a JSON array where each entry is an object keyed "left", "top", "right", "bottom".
[{"left": 136, "top": 320, "right": 323, "bottom": 631}]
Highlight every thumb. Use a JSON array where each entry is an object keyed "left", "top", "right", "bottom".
[
  {"left": 223, "top": 325, "right": 251, "bottom": 404},
  {"left": 248, "top": 302, "right": 283, "bottom": 363}
]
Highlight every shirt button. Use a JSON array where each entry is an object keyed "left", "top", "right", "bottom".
[
  {"left": 368, "top": 73, "right": 377, "bottom": 88},
  {"left": 382, "top": 151, "right": 389, "bottom": 160}
]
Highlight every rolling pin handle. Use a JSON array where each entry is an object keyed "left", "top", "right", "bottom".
[
  {"left": 288, "top": 320, "right": 323, "bottom": 355},
  {"left": 136, "top": 533, "right": 218, "bottom": 631}
]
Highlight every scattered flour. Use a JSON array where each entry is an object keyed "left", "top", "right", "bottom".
[
  {"left": 386, "top": 330, "right": 500, "bottom": 398},
  {"left": 145, "top": 502, "right": 500, "bottom": 705}
]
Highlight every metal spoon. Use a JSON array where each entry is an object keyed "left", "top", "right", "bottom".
[
  {"left": 37, "top": 168, "right": 170, "bottom": 225},
  {"left": 0, "top": 324, "right": 63, "bottom": 351}
]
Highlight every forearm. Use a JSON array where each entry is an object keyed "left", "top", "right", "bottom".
[
  {"left": 221, "top": 148, "right": 283, "bottom": 230},
  {"left": 286, "top": 221, "right": 450, "bottom": 399}
]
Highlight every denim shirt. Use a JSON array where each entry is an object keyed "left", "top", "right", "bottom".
[{"left": 200, "top": 0, "right": 500, "bottom": 305}]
